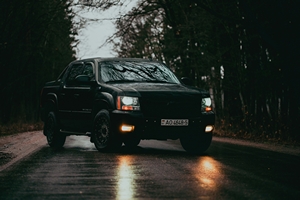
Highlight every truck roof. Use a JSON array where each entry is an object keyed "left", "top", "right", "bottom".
[{"left": 71, "top": 57, "right": 157, "bottom": 63}]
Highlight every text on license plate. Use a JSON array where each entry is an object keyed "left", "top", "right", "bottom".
[{"left": 161, "top": 119, "right": 189, "bottom": 126}]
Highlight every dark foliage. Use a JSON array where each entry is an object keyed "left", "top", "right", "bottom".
[
  {"left": 1, "top": 0, "right": 299, "bottom": 142},
  {"left": 112, "top": 0, "right": 300, "bottom": 141},
  {"left": 0, "top": 0, "right": 76, "bottom": 124}
]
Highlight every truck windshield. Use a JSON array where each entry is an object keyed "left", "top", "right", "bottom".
[{"left": 99, "top": 61, "right": 180, "bottom": 84}]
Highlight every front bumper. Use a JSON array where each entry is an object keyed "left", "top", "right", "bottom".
[{"left": 110, "top": 110, "right": 215, "bottom": 140}]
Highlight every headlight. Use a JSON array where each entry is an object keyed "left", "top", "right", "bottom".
[
  {"left": 117, "top": 96, "right": 140, "bottom": 111},
  {"left": 202, "top": 97, "right": 212, "bottom": 112}
]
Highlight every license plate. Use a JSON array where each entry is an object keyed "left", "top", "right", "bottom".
[{"left": 161, "top": 119, "right": 189, "bottom": 126}]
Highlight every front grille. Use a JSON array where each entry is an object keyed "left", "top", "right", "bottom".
[{"left": 140, "top": 93, "right": 201, "bottom": 118}]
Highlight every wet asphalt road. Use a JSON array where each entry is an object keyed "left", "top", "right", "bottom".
[{"left": 0, "top": 136, "right": 299, "bottom": 199}]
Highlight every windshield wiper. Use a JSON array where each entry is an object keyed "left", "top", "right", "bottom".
[
  {"left": 105, "top": 80, "right": 175, "bottom": 84},
  {"left": 145, "top": 80, "right": 174, "bottom": 84},
  {"left": 105, "top": 80, "right": 139, "bottom": 84}
]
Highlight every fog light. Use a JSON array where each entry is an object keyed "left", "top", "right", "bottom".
[
  {"left": 120, "top": 125, "right": 135, "bottom": 132},
  {"left": 205, "top": 107, "right": 212, "bottom": 112},
  {"left": 205, "top": 125, "right": 214, "bottom": 132}
]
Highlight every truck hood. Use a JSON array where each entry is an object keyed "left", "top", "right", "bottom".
[{"left": 110, "top": 82, "right": 207, "bottom": 97}]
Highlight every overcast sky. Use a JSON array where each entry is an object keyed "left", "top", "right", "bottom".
[{"left": 75, "top": 1, "right": 137, "bottom": 59}]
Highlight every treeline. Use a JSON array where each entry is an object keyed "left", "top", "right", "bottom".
[
  {"left": 1, "top": 0, "right": 299, "bottom": 142},
  {"left": 111, "top": 0, "right": 300, "bottom": 141},
  {"left": 0, "top": 0, "right": 76, "bottom": 125}
]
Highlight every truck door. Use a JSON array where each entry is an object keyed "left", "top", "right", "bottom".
[
  {"left": 59, "top": 63, "right": 84, "bottom": 130},
  {"left": 60, "top": 62, "right": 95, "bottom": 132},
  {"left": 70, "top": 62, "right": 95, "bottom": 132}
]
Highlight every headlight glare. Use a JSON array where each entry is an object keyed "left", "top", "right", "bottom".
[
  {"left": 122, "top": 96, "right": 133, "bottom": 105},
  {"left": 202, "top": 97, "right": 212, "bottom": 112},
  {"left": 117, "top": 96, "right": 140, "bottom": 111}
]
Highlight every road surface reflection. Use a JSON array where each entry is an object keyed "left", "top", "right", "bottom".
[
  {"left": 116, "top": 155, "right": 135, "bottom": 200},
  {"left": 195, "top": 156, "right": 223, "bottom": 190}
]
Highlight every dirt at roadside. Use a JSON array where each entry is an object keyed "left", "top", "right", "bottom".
[{"left": 0, "top": 131, "right": 46, "bottom": 171}]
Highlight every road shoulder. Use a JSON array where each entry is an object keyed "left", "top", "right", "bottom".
[
  {"left": 0, "top": 131, "right": 46, "bottom": 171},
  {"left": 213, "top": 136, "right": 300, "bottom": 156}
]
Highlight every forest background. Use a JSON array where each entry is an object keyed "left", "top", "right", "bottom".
[{"left": 0, "top": 0, "right": 299, "bottom": 144}]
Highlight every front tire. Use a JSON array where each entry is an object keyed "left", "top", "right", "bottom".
[
  {"left": 92, "top": 110, "right": 122, "bottom": 152},
  {"left": 43, "top": 112, "right": 66, "bottom": 148},
  {"left": 180, "top": 132, "right": 212, "bottom": 154}
]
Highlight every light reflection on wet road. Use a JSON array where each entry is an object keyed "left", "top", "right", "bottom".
[
  {"left": 0, "top": 135, "right": 299, "bottom": 199},
  {"left": 195, "top": 157, "right": 222, "bottom": 191},
  {"left": 117, "top": 156, "right": 135, "bottom": 200}
]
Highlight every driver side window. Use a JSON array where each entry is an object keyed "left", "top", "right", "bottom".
[
  {"left": 66, "top": 63, "right": 95, "bottom": 86},
  {"left": 83, "top": 64, "right": 94, "bottom": 80},
  {"left": 66, "top": 64, "right": 84, "bottom": 86}
]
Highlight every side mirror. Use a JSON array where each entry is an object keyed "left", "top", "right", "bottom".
[
  {"left": 181, "top": 77, "right": 193, "bottom": 86},
  {"left": 75, "top": 75, "right": 90, "bottom": 83}
]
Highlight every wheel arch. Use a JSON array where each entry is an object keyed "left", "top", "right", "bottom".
[
  {"left": 92, "top": 99, "right": 111, "bottom": 118},
  {"left": 93, "top": 92, "right": 115, "bottom": 118},
  {"left": 41, "top": 93, "right": 58, "bottom": 121}
]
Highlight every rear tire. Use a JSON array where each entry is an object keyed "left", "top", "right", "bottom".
[
  {"left": 92, "top": 110, "right": 122, "bottom": 152},
  {"left": 44, "top": 112, "right": 66, "bottom": 148},
  {"left": 180, "top": 132, "right": 212, "bottom": 154}
]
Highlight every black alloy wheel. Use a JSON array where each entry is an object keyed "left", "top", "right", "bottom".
[{"left": 92, "top": 110, "right": 122, "bottom": 151}]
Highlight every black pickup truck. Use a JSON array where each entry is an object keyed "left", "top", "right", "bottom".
[{"left": 40, "top": 58, "right": 215, "bottom": 154}]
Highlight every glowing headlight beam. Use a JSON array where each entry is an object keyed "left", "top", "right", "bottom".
[{"left": 117, "top": 96, "right": 140, "bottom": 111}]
